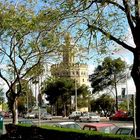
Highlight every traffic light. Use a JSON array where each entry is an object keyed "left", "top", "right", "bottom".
[
  {"left": 121, "top": 88, "right": 125, "bottom": 98},
  {"left": 38, "top": 93, "right": 43, "bottom": 107}
]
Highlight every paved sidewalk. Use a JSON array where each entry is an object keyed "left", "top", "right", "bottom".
[{"left": 100, "top": 117, "right": 109, "bottom": 121}]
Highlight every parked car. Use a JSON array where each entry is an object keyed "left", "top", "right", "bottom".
[
  {"left": 53, "top": 122, "right": 82, "bottom": 130},
  {"left": 24, "top": 112, "right": 36, "bottom": 119},
  {"left": 79, "top": 112, "right": 100, "bottom": 122},
  {"left": 3, "top": 112, "right": 12, "bottom": 118},
  {"left": 18, "top": 119, "right": 35, "bottom": 125},
  {"left": 83, "top": 123, "right": 116, "bottom": 134},
  {"left": 68, "top": 111, "right": 82, "bottom": 120},
  {"left": 41, "top": 112, "right": 52, "bottom": 120},
  {"left": 109, "top": 110, "right": 133, "bottom": 121},
  {"left": 113, "top": 125, "right": 134, "bottom": 135}
]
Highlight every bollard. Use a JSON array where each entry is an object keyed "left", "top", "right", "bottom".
[{"left": 0, "top": 115, "right": 3, "bottom": 136}]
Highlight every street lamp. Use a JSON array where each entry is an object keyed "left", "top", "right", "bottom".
[
  {"left": 75, "top": 79, "right": 77, "bottom": 111},
  {"left": 112, "top": 53, "right": 129, "bottom": 111},
  {"left": 125, "top": 69, "right": 129, "bottom": 111},
  {"left": 118, "top": 56, "right": 129, "bottom": 111}
]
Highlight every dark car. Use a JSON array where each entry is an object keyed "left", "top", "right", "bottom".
[{"left": 113, "top": 125, "right": 134, "bottom": 135}]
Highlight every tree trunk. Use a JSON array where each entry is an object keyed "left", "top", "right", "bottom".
[
  {"left": 131, "top": 50, "right": 140, "bottom": 137},
  {"left": 12, "top": 97, "right": 18, "bottom": 124},
  {"left": 63, "top": 104, "right": 66, "bottom": 117},
  {"left": 114, "top": 74, "right": 118, "bottom": 111}
]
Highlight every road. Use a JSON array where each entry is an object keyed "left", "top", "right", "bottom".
[{"left": 2, "top": 117, "right": 133, "bottom": 135}]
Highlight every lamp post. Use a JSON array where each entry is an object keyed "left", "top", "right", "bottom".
[
  {"left": 119, "top": 56, "right": 129, "bottom": 111},
  {"left": 75, "top": 79, "right": 77, "bottom": 111},
  {"left": 112, "top": 53, "right": 129, "bottom": 111},
  {"left": 125, "top": 70, "right": 129, "bottom": 111},
  {"left": 14, "top": 43, "right": 18, "bottom": 124}
]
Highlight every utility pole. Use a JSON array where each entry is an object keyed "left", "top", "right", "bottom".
[{"left": 132, "top": 94, "right": 136, "bottom": 138}]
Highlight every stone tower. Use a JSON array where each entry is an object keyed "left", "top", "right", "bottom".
[
  {"left": 63, "top": 33, "right": 76, "bottom": 64},
  {"left": 51, "top": 33, "right": 88, "bottom": 86}
]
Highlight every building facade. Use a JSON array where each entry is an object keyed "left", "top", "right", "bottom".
[{"left": 51, "top": 33, "right": 89, "bottom": 87}]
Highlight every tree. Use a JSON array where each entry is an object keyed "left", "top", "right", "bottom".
[
  {"left": 90, "top": 94, "right": 115, "bottom": 117},
  {"left": 43, "top": 77, "right": 90, "bottom": 116},
  {"left": 119, "top": 95, "right": 134, "bottom": 116},
  {"left": 0, "top": 1, "right": 62, "bottom": 124},
  {"left": 0, "top": 88, "right": 4, "bottom": 110},
  {"left": 43, "top": 78, "right": 77, "bottom": 116},
  {"left": 27, "top": 63, "right": 45, "bottom": 107},
  {"left": 90, "top": 57, "right": 127, "bottom": 111},
  {"left": 47, "top": 0, "right": 140, "bottom": 136},
  {"left": 17, "top": 79, "right": 36, "bottom": 114},
  {"left": 17, "top": 93, "right": 36, "bottom": 115},
  {"left": 7, "top": 79, "right": 36, "bottom": 113},
  {"left": 77, "top": 85, "right": 91, "bottom": 109}
]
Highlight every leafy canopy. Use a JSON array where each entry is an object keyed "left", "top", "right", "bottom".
[{"left": 90, "top": 57, "right": 127, "bottom": 93}]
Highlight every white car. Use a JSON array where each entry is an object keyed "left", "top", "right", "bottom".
[
  {"left": 53, "top": 122, "right": 82, "bottom": 130},
  {"left": 68, "top": 111, "right": 82, "bottom": 119},
  {"left": 41, "top": 112, "right": 52, "bottom": 120},
  {"left": 24, "top": 112, "right": 36, "bottom": 119},
  {"left": 79, "top": 112, "right": 100, "bottom": 122}
]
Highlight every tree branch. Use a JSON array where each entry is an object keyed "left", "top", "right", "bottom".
[
  {"left": 73, "top": 0, "right": 136, "bottom": 24},
  {"left": 87, "top": 24, "right": 135, "bottom": 53},
  {"left": 75, "top": 0, "right": 125, "bottom": 12},
  {"left": 123, "top": 0, "right": 135, "bottom": 34},
  {"left": 135, "top": 0, "right": 140, "bottom": 21}
]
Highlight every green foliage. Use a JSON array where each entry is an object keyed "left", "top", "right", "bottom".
[
  {"left": 43, "top": 77, "right": 74, "bottom": 104},
  {"left": 7, "top": 79, "right": 35, "bottom": 113},
  {"left": 90, "top": 57, "right": 126, "bottom": 94},
  {"left": 90, "top": 94, "right": 115, "bottom": 115},
  {"left": 77, "top": 85, "right": 91, "bottom": 108},
  {"left": 26, "top": 63, "right": 45, "bottom": 80},
  {"left": 43, "top": 77, "right": 90, "bottom": 115},
  {"left": 0, "top": 1, "right": 63, "bottom": 123},
  {"left": 19, "top": 80, "right": 36, "bottom": 111},
  {"left": 18, "top": 92, "right": 35, "bottom": 113},
  {"left": 119, "top": 97, "right": 134, "bottom": 116},
  {"left": 42, "top": 0, "right": 140, "bottom": 136},
  {"left": 0, "top": 1, "right": 62, "bottom": 91},
  {"left": 48, "top": 0, "right": 129, "bottom": 57},
  {"left": 1, "top": 102, "right": 9, "bottom": 111},
  {"left": 14, "top": 124, "right": 135, "bottom": 140},
  {"left": 0, "top": 88, "right": 4, "bottom": 104}
]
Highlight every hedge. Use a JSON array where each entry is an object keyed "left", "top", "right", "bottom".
[{"left": 1, "top": 124, "right": 136, "bottom": 140}]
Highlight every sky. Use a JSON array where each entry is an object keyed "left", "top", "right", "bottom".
[
  {"left": 0, "top": 0, "right": 136, "bottom": 98},
  {"left": 88, "top": 49, "right": 134, "bottom": 74},
  {"left": 88, "top": 26, "right": 135, "bottom": 75}
]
